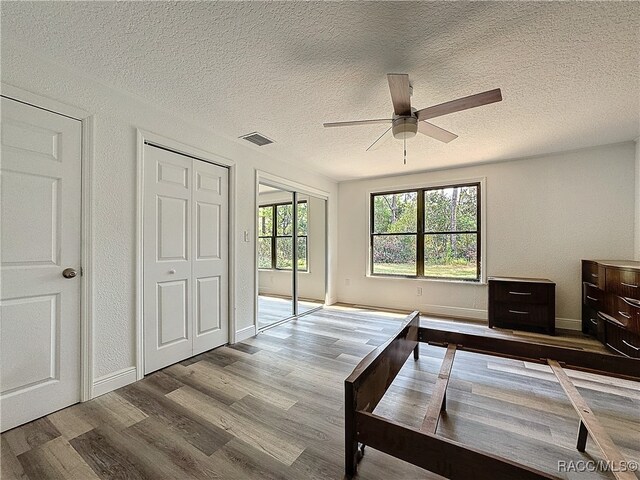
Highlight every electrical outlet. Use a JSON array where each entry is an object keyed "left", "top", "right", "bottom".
[
  {"left": 345, "top": 278, "right": 351, "bottom": 286},
  {"left": 417, "top": 286, "right": 423, "bottom": 296}
]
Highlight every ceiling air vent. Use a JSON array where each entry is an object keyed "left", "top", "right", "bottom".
[{"left": 239, "top": 132, "right": 274, "bottom": 146}]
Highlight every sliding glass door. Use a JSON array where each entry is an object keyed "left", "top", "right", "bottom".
[{"left": 256, "top": 182, "right": 326, "bottom": 330}]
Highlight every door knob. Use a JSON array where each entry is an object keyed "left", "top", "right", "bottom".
[{"left": 62, "top": 268, "right": 78, "bottom": 279}]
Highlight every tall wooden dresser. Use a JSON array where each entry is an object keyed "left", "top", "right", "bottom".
[{"left": 581, "top": 260, "right": 640, "bottom": 358}]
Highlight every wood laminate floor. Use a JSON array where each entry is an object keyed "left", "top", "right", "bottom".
[
  {"left": 257, "top": 295, "right": 323, "bottom": 330},
  {"left": 2, "top": 306, "right": 639, "bottom": 479}
]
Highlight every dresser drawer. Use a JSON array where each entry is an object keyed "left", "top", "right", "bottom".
[
  {"left": 582, "top": 282, "right": 603, "bottom": 310},
  {"left": 604, "top": 321, "right": 640, "bottom": 358},
  {"left": 606, "top": 268, "right": 640, "bottom": 300},
  {"left": 492, "top": 282, "right": 551, "bottom": 304},
  {"left": 581, "top": 261, "right": 602, "bottom": 287},
  {"left": 611, "top": 296, "right": 640, "bottom": 334},
  {"left": 582, "top": 306, "right": 603, "bottom": 339},
  {"left": 493, "top": 302, "right": 550, "bottom": 327}
]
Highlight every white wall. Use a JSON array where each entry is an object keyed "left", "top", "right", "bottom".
[
  {"left": 258, "top": 192, "right": 326, "bottom": 301},
  {"left": 337, "top": 142, "right": 636, "bottom": 329},
  {"left": 635, "top": 138, "right": 640, "bottom": 260},
  {"left": 1, "top": 43, "right": 338, "bottom": 392}
]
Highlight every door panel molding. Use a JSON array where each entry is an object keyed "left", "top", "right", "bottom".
[
  {"left": 1, "top": 83, "right": 95, "bottom": 404},
  {"left": 136, "top": 129, "right": 236, "bottom": 380}
]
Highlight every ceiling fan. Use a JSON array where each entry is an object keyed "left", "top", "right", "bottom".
[{"left": 323, "top": 74, "right": 502, "bottom": 163}]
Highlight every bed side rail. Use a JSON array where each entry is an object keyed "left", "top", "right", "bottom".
[
  {"left": 345, "top": 310, "right": 420, "bottom": 477},
  {"left": 421, "top": 327, "right": 640, "bottom": 381}
]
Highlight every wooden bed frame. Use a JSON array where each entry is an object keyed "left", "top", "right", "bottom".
[{"left": 345, "top": 311, "right": 640, "bottom": 480}]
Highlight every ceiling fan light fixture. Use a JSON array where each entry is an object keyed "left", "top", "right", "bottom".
[{"left": 392, "top": 116, "right": 418, "bottom": 139}]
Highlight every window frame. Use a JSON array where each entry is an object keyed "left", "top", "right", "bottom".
[
  {"left": 369, "top": 182, "right": 481, "bottom": 282},
  {"left": 258, "top": 200, "right": 308, "bottom": 272}
]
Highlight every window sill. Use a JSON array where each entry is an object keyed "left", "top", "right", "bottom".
[
  {"left": 258, "top": 268, "right": 311, "bottom": 274},
  {"left": 365, "top": 274, "right": 487, "bottom": 286}
]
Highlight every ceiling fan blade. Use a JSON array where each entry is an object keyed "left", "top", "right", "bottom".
[
  {"left": 416, "top": 88, "right": 502, "bottom": 121},
  {"left": 418, "top": 122, "right": 458, "bottom": 143},
  {"left": 387, "top": 74, "right": 412, "bottom": 116},
  {"left": 366, "top": 127, "right": 393, "bottom": 151},
  {"left": 323, "top": 119, "right": 392, "bottom": 128}
]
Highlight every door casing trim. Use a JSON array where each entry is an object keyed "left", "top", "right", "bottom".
[
  {"left": 136, "top": 129, "right": 236, "bottom": 380},
  {"left": 1, "top": 83, "right": 95, "bottom": 402}
]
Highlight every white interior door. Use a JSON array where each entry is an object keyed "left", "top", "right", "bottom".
[
  {"left": 192, "top": 161, "right": 228, "bottom": 355},
  {"left": 143, "top": 144, "right": 228, "bottom": 374},
  {"left": 0, "top": 97, "right": 82, "bottom": 432}
]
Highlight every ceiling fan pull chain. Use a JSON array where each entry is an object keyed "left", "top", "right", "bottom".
[{"left": 403, "top": 135, "right": 407, "bottom": 165}]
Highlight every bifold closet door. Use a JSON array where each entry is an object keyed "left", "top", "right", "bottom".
[
  {"left": 143, "top": 145, "right": 228, "bottom": 374},
  {"left": 191, "top": 159, "right": 229, "bottom": 355}
]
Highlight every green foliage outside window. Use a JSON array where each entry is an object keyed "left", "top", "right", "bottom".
[
  {"left": 258, "top": 201, "right": 308, "bottom": 271},
  {"left": 371, "top": 184, "right": 480, "bottom": 280}
]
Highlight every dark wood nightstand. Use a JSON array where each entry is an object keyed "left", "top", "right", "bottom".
[{"left": 488, "top": 276, "right": 556, "bottom": 335}]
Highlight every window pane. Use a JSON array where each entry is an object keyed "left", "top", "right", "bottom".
[
  {"left": 258, "top": 206, "right": 273, "bottom": 236},
  {"left": 276, "top": 204, "right": 293, "bottom": 236},
  {"left": 258, "top": 238, "right": 272, "bottom": 269},
  {"left": 372, "top": 235, "right": 416, "bottom": 275},
  {"left": 372, "top": 192, "right": 417, "bottom": 234},
  {"left": 297, "top": 236, "right": 307, "bottom": 271},
  {"left": 424, "top": 233, "right": 477, "bottom": 279},
  {"left": 425, "top": 185, "right": 477, "bottom": 232},
  {"left": 275, "top": 237, "right": 293, "bottom": 269},
  {"left": 297, "top": 202, "right": 308, "bottom": 236}
]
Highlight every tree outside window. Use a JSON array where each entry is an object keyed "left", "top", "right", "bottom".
[
  {"left": 370, "top": 183, "right": 480, "bottom": 281},
  {"left": 258, "top": 201, "right": 308, "bottom": 271}
]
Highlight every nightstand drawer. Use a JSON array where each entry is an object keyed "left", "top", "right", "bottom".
[
  {"left": 493, "top": 302, "right": 550, "bottom": 327},
  {"left": 606, "top": 268, "right": 640, "bottom": 300},
  {"left": 492, "top": 282, "right": 550, "bottom": 304},
  {"left": 582, "top": 282, "right": 603, "bottom": 309}
]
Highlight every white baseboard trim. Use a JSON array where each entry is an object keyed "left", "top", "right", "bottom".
[
  {"left": 556, "top": 317, "right": 581, "bottom": 331},
  {"left": 235, "top": 325, "right": 256, "bottom": 343},
  {"left": 420, "top": 303, "right": 487, "bottom": 321},
  {"left": 325, "top": 295, "right": 337, "bottom": 306},
  {"left": 92, "top": 366, "right": 137, "bottom": 398}
]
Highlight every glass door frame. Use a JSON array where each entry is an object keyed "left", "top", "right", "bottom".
[{"left": 255, "top": 171, "right": 329, "bottom": 332}]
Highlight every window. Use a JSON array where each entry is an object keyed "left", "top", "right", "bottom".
[
  {"left": 258, "top": 201, "right": 308, "bottom": 271},
  {"left": 370, "top": 183, "right": 480, "bottom": 281}
]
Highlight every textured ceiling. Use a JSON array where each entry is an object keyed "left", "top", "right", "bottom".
[{"left": 2, "top": 1, "right": 639, "bottom": 181}]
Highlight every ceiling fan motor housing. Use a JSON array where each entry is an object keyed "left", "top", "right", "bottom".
[{"left": 392, "top": 115, "right": 418, "bottom": 139}]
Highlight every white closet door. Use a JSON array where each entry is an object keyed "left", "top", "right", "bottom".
[
  {"left": 144, "top": 145, "right": 193, "bottom": 374},
  {"left": 192, "top": 161, "right": 228, "bottom": 355},
  {"left": 143, "top": 144, "right": 229, "bottom": 374},
  {"left": 1, "top": 97, "right": 82, "bottom": 431}
]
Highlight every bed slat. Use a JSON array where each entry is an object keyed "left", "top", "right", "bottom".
[
  {"left": 421, "top": 343, "right": 456, "bottom": 434},
  {"left": 547, "top": 360, "right": 636, "bottom": 480}
]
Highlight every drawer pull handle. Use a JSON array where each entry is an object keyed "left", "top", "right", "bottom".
[
  {"left": 621, "top": 282, "right": 638, "bottom": 288},
  {"left": 586, "top": 296, "right": 598, "bottom": 302},
  {"left": 508, "top": 309, "right": 529, "bottom": 315},
  {"left": 591, "top": 273, "right": 598, "bottom": 278},
  {"left": 622, "top": 297, "right": 640, "bottom": 308},
  {"left": 589, "top": 318, "right": 597, "bottom": 326},
  {"left": 622, "top": 340, "right": 640, "bottom": 351},
  {"left": 618, "top": 311, "right": 631, "bottom": 320},
  {"left": 509, "top": 291, "right": 532, "bottom": 296}
]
